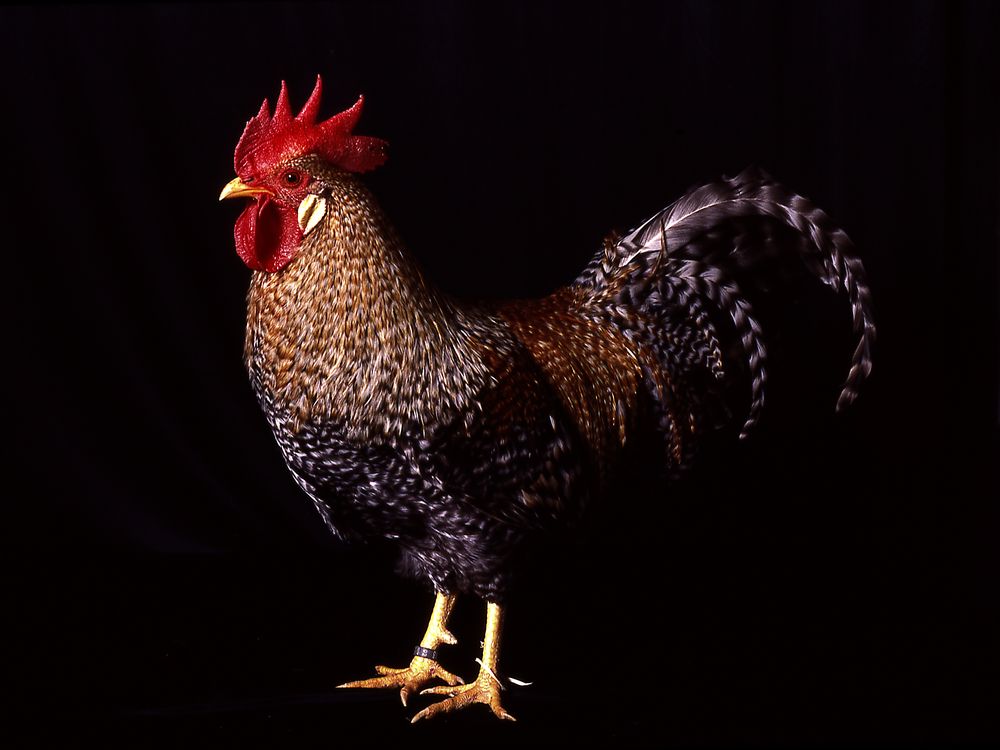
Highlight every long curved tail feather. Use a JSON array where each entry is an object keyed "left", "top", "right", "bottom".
[{"left": 576, "top": 167, "right": 876, "bottom": 442}]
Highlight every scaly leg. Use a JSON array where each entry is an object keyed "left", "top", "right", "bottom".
[
  {"left": 413, "top": 601, "right": 515, "bottom": 722},
  {"left": 338, "top": 591, "right": 463, "bottom": 706}
]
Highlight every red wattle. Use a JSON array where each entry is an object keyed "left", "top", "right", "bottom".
[{"left": 234, "top": 197, "right": 303, "bottom": 273}]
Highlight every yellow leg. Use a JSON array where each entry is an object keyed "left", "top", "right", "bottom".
[
  {"left": 413, "top": 601, "right": 515, "bottom": 722},
  {"left": 338, "top": 592, "right": 463, "bottom": 706}
]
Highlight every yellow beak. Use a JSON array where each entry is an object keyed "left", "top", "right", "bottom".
[{"left": 219, "top": 177, "right": 273, "bottom": 201}]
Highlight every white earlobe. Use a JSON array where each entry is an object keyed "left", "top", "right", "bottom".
[{"left": 297, "top": 194, "right": 327, "bottom": 236}]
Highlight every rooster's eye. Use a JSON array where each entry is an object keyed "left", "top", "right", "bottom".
[{"left": 283, "top": 171, "right": 302, "bottom": 187}]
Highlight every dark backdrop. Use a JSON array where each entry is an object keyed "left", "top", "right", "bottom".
[{"left": 5, "top": 2, "right": 997, "bottom": 746}]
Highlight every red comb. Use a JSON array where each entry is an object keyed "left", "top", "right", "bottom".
[{"left": 234, "top": 76, "right": 387, "bottom": 176}]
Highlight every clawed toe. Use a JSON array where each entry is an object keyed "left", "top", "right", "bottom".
[
  {"left": 412, "top": 675, "right": 515, "bottom": 723},
  {"left": 338, "top": 657, "right": 465, "bottom": 706}
]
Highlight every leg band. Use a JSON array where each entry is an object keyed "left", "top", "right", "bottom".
[{"left": 413, "top": 646, "right": 438, "bottom": 661}]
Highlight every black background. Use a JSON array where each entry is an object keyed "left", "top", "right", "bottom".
[{"left": 5, "top": 2, "right": 997, "bottom": 746}]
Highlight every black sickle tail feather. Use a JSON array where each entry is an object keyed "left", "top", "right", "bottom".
[{"left": 577, "top": 166, "right": 876, "bottom": 442}]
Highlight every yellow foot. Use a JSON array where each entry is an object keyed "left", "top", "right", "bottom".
[
  {"left": 413, "top": 671, "right": 516, "bottom": 723},
  {"left": 338, "top": 656, "right": 465, "bottom": 707}
]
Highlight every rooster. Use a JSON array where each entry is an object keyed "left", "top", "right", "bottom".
[{"left": 219, "top": 76, "right": 874, "bottom": 722}]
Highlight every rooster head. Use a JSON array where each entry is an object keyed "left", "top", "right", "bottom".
[{"left": 219, "top": 76, "right": 388, "bottom": 272}]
